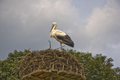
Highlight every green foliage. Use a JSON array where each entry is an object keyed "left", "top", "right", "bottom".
[
  {"left": 0, "top": 49, "right": 31, "bottom": 80},
  {"left": 113, "top": 67, "right": 120, "bottom": 80},
  {"left": 0, "top": 49, "right": 120, "bottom": 80},
  {"left": 68, "top": 49, "right": 119, "bottom": 80}
]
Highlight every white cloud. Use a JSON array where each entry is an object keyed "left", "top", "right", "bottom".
[
  {"left": 0, "top": 0, "right": 120, "bottom": 67},
  {"left": 71, "top": 0, "right": 120, "bottom": 66},
  {"left": 84, "top": 0, "right": 120, "bottom": 53},
  {"left": 0, "top": 0, "right": 79, "bottom": 60}
]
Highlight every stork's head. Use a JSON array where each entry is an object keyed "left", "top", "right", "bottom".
[
  {"left": 50, "top": 22, "right": 57, "bottom": 32},
  {"left": 52, "top": 22, "right": 57, "bottom": 27}
]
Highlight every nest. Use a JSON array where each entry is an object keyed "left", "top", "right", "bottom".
[{"left": 18, "top": 49, "right": 86, "bottom": 80}]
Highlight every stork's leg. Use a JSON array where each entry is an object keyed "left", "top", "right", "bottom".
[{"left": 60, "top": 43, "right": 62, "bottom": 50}]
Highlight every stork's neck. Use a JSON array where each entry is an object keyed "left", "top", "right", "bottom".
[
  {"left": 52, "top": 25, "right": 56, "bottom": 30},
  {"left": 50, "top": 25, "right": 56, "bottom": 32}
]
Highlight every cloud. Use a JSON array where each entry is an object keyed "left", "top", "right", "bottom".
[
  {"left": 84, "top": 0, "right": 120, "bottom": 53},
  {"left": 0, "top": 0, "right": 120, "bottom": 67},
  {"left": 71, "top": 0, "right": 120, "bottom": 67},
  {"left": 0, "top": 0, "right": 79, "bottom": 60}
]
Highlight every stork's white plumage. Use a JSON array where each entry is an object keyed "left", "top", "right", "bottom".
[{"left": 50, "top": 22, "right": 74, "bottom": 50}]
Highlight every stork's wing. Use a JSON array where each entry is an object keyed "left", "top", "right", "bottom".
[{"left": 55, "top": 33, "right": 74, "bottom": 47}]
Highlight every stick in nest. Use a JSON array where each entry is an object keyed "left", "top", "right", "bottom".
[{"left": 48, "top": 40, "right": 51, "bottom": 49}]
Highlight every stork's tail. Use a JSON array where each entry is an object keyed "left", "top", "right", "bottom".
[{"left": 66, "top": 41, "right": 74, "bottom": 47}]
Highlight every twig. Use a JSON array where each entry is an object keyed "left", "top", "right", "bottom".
[
  {"left": 16, "top": 56, "right": 25, "bottom": 58},
  {"left": 50, "top": 72, "right": 52, "bottom": 80},
  {"left": 48, "top": 40, "right": 51, "bottom": 49}
]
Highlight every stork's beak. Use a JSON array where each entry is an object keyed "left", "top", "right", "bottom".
[{"left": 50, "top": 25, "right": 54, "bottom": 32}]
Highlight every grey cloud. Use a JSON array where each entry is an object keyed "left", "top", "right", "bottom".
[
  {"left": 0, "top": 0, "right": 79, "bottom": 60},
  {"left": 0, "top": 0, "right": 120, "bottom": 67},
  {"left": 70, "top": 0, "right": 120, "bottom": 67}
]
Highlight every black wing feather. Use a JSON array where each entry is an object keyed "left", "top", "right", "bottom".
[{"left": 56, "top": 34, "right": 74, "bottom": 47}]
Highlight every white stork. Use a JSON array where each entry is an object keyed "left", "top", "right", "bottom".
[{"left": 50, "top": 22, "right": 74, "bottom": 50}]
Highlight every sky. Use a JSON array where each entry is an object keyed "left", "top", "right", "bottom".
[{"left": 0, "top": 0, "right": 120, "bottom": 67}]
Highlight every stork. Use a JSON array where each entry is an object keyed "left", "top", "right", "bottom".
[{"left": 50, "top": 22, "right": 74, "bottom": 50}]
